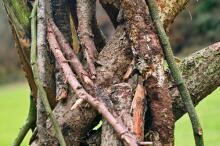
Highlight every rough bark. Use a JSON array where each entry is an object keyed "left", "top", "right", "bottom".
[
  {"left": 173, "top": 42, "right": 220, "bottom": 120},
  {"left": 77, "top": 0, "right": 97, "bottom": 78},
  {"left": 120, "top": 0, "right": 174, "bottom": 145},
  {"left": 48, "top": 27, "right": 139, "bottom": 146}
]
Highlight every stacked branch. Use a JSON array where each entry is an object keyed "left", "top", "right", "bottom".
[{"left": 47, "top": 23, "right": 140, "bottom": 146}]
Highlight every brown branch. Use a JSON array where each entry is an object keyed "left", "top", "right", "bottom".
[
  {"left": 77, "top": 0, "right": 98, "bottom": 78},
  {"left": 49, "top": 19, "right": 93, "bottom": 87},
  {"left": 47, "top": 26, "right": 139, "bottom": 146}
]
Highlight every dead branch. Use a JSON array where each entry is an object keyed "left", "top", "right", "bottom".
[{"left": 48, "top": 19, "right": 93, "bottom": 87}]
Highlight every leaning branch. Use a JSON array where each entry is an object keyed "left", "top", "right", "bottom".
[
  {"left": 32, "top": 0, "right": 66, "bottom": 145},
  {"left": 47, "top": 26, "right": 139, "bottom": 146},
  {"left": 147, "top": 0, "right": 204, "bottom": 146},
  {"left": 11, "top": 2, "right": 39, "bottom": 145}
]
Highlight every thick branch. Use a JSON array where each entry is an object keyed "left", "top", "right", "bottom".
[
  {"left": 37, "top": 0, "right": 56, "bottom": 107},
  {"left": 173, "top": 42, "right": 220, "bottom": 120},
  {"left": 51, "top": 0, "right": 73, "bottom": 100}
]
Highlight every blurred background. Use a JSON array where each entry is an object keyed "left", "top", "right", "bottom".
[{"left": 0, "top": 0, "right": 220, "bottom": 145}]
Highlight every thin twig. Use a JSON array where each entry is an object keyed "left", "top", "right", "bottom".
[
  {"left": 12, "top": 96, "right": 36, "bottom": 146},
  {"left": 31, "top": 0, "right": 66, "bottom": 145},
  {"left": 146, "top": 0, "right": 204, "bottom": 146},
  {"left": 47, "top": 27, "right": 139, "bottom": 146}
]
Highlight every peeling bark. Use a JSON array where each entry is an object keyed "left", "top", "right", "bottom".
[{"left": 120, "top": 0, "right": 174, "bottom": 145}]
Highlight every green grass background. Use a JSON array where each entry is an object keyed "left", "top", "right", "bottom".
[{"left": 0, "top": 82, "right": 219, "bottom": 146}]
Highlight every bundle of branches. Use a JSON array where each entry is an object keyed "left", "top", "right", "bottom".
[{"left": 2, "top": 0, "right": 220, "bottom": 146}]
